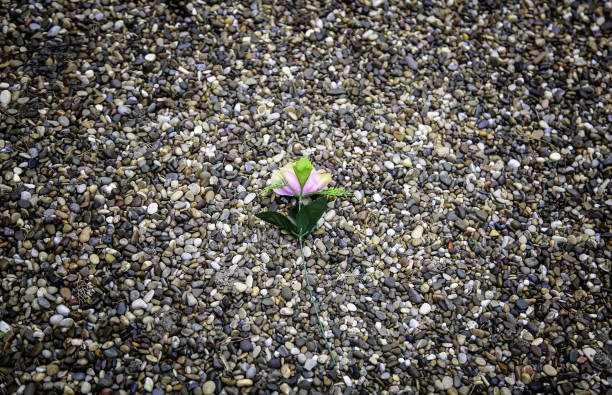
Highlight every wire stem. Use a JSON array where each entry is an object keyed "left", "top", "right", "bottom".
[{"left": 298, "top": 237, "right": 336, "bottom": 367}]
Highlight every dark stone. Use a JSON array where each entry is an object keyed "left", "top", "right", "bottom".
[
  {"left": 268, "top": 358, "right": 281, "bottom": 369},
  {"left": 515, "top": 299, "right": 528, "bottom": 310},
  {"left": 407, "top": 365, "right": 420, "bottom": 378},
  {"left": 239, "top": 340, "right": 253, "bottom": 352},
  {"left": 408, "top": 289, "right": 423, "bottom": 304}
]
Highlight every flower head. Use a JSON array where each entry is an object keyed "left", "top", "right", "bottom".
[{"left": 268, "top": 158, "right": 331, "bottom": 196}]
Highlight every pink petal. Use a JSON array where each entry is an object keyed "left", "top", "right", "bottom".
[
  {"left": 273, "top": 185, "right": 296, "bottom": 196},
  {"left": 272, "top": 162, "right": 301, "bottom": 196},
  {"left": 302, "top": 170, "right": 331, "bottom": 194},
  {"left": 282, "top": 171, "right": 301, "bottom": 195}
]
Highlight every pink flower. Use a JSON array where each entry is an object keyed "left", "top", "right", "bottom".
[{"left": 270, "top": 159, "right": 331, "bottom": 196}]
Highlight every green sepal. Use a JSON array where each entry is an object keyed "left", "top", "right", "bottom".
[
  {"left": 260, "top": 182, "right": 287, "bottom": 195},
  {"left": 293, "top": 158, "right": 313, "bottom": 194},
  {"left": 309, "top": 187, "right": 350, "bottom": 197}
]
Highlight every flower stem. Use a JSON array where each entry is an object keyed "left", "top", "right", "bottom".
[{"left": 298, "top": 236, "right": 336, "bottom": 367}]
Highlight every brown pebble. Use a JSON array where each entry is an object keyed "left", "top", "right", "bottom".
[{"left": 60, "top": 288, "right": 71, "bottom": 300}]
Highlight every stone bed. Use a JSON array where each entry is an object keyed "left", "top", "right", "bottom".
[{"left": 0, "top": 0, "right": 610, "bottom": 394}]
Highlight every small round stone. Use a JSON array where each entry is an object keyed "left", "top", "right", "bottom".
[
  {"left": 419, "top": 303, "right": 432, "bottom": 315},
  {"left": 202, "top": 382, "right": 215, "bottom": 395},
  {"left": 543, "top": 365, "right": 557, "bottom": 376}
]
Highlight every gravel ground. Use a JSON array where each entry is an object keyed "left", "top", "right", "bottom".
[{"left": 0, "top": 0, "right": 611, "bottom": 394}]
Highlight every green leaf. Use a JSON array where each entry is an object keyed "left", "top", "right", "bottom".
[
  {"left": 255, "top": 212, "right": 298, "bottom": 236},
  {"left": 260, "top": 182, "right": 287, "bottom": 195},
  {"left": 294, "top": 197, "right": 328, "bottom": 237},
  {"left": 293, "top": 158, "right": 313, "bottom": 193},
  {"left": 311, "top": 187, "right": 350, "bottom": 197},
  {"left": 287, "top": 203, "right": 299, "bottom": 224},
  {"left": 287, "top": 203, "right": 305, "bottom": 234}
]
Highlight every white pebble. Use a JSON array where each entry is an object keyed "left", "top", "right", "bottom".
[
  {"left": 0, "top": 90, "right": 10, "bottom": 107},
  {"left": 48, "top": 25, "right": 61, "bottom": 37},
  {"left": 234, "top": 282, "right": 248, "bottom": 293},
  {"left": 324, "top": 210, "right": 336, "bottom": 221},
  {"left": 81, "top": 382, "right": 91, "bottom": 394},
  {"left": 145, "top": 53, "right": 156, "bottom": 62},
  {"left": 373, "top": 193, "right": 382, "bottom": 202},
  {"left": 131, "top": 299, "right": 148, "bottom": 310},
  {"left": 549, "top": 152, "right": 561, "bottom": 161},
  {"left": 280, "top": 307, "right": 293, "bottom": 315},
  {"left": 244, "top": 193, "right": 256, "bottom": 204},
  {"left": 144, "top": 377, "right": 154, "bottom": 392},
  {"left": 508, "top": 159, "right": 521, "bottom": 169},
  {"left": 49, "top": 314, "right": 63, "bottom": 325},
  {"left": 411, "top": 225, "right": 424, "bottom": 239},
  {"left": 143, "top": 290, "right": 155, "bottom": 303},
  {"left": 59, "top": 318, "right": 74, "bottom": 327},
  {"left": 147, "top": 203, "right": 158, "bottom": 214},
  {"left": 188, "top": 183, "right": 201, "bottom": 195},
  {"left": 419, "top": 303, "right": 432, "bottom": 315},
  {"left": 56, "top": 304, "right": 70, "bottom": 316},
  {"left": 304, "top": 358, "right": 317, "bottom": 371},
  {"left": 186, "top": 293, "right": 197, "bottom": 307}
]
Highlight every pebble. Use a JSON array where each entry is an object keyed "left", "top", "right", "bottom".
[
  {"left": 411, "top": 225, "right": 424, "bottom": 239},
  {"left": 234, "top": 282, "right": 248, "bottom": 293},
  {"left": 56, "top": 304, "right": 70, "bottom": 317},
  {"left": 81, "top": 382, "right": 92, "bottom": 394},
  {"left": 131, "top": 299, "right": 147, "bottom": 310},
  {"left": 244, "top": 193, "right": 256, "bottom": 204},
  {"left": 543, "top": 365, "right": 557, "bottom": 376},
  {"left": 441, "top": 376, "right": 453, "bottom": 390},
  {"left": 186, "top": 293, "right": 197, "bottom": 307},
  {"left": 303, "top": 358, "right": 317, "bottom": 371},
  {"left": 58, "top": 116, "right": 70, "bottom": 127},
  {"left": 419, "top": 303, "right": 432, "bottom": 315},
  {"left": 202, "top": 382, "right": 215, "bottom": 395},
  {"left": 79, "top": 227, "right": 92, "bottom": 243},
  {"left": 144, "top": 377, "right": 154, "bottom": 392},
  {"left": 0, "top": 90, "right": 10, "bottom": 106},
  {"left": 508, "top": 159, "right": 521, "bottom": 169},
  {"left": 147, "top": 203, "right": 158, "bottom": 214},
  {"left": 48, "top": 25, "right": 61, "bottom": 36}
]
